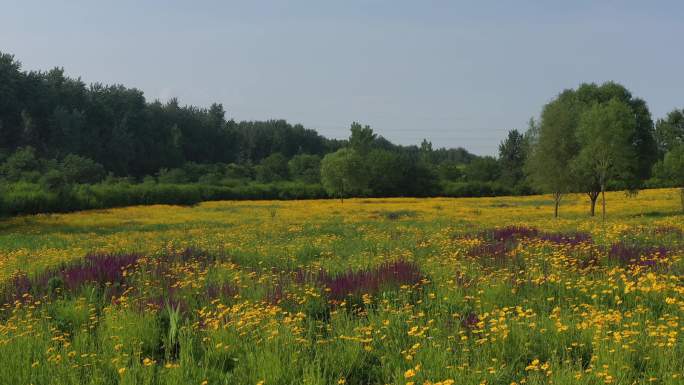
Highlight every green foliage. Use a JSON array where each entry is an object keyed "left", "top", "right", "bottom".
[
  {"left": 526, "top": 90, "right": 580, "bottom": 197},
  {"left": 288, "top": 154, "right": 321, "bottom": 183},
  {"left": 655, "top": 109, "right": 684, "bottom": 154},
  {"left": 575, "top": 99, "right": 638, "bottom": 184},
  {"left": 655, "top": 145, "right": 684, "bottom": 211},
  {"left": 464, "top": 156, "right": 501, "bottom": 182},
  {"left": 0, "top": 146, "right": 41, "bottom": 181},
  {"left": 255, "top": 153, "right": 289, "bottom": 182},
  {"left": 61, "top": 154, "right": 106, "bottom": 184},
  {"left": 320, "top": 148, "right": 368, "bottom": 200},
  {"left": 0, "top": 181, "right": 328, "bottom": 216},
  {"left": 574, "top": 99, "right": 639, "bottom": 219},
  {"left": 349, "top": 122, "right": 377, "bottom": 156},
  {"left": 436, "top": 161, "right": 463, "bottom": 182},
  {"left": 498, "top": 129, "right": 526, "bottom": 186},
  {"left": 659, "top": 146, "right": 684, "bottom": 186},
  {"left": 0, "top": 52, "right": 676, "bottom": 216}
]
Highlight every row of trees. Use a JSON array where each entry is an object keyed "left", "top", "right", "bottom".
[
  {"left": 312, "top": 82, "right": 684, "bottom": 216},
  {"left": 0, "top": 53, "right": 344, "bottom": 176},
  {"left": 1, "top": 51, "right": 683, "bottom": 216}
]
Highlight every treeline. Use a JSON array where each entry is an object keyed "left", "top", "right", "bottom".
[{"left": 1, "top": 52, "right": 683, "bottom": 216}]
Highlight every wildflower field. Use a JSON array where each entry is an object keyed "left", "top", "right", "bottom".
[{"left": 0, "top": 189, "right": 682, "bottom": 385}]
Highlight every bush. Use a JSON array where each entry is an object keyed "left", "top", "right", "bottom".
[
  {"left": 60, "top": 154, "right": 106, "bottom": 184},
  {"left": 0, "top": 182, "right": 60, "bottom": 215}
]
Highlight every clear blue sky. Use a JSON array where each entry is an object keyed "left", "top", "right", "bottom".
[{"left": 2, "top": 1, "right": 683, "bottom": 155}]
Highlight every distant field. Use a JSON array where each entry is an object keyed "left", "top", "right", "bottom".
[{"left": 0, "top": 189, "right": 682, "bottom": 384}]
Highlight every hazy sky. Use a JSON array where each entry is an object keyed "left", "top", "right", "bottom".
[{"left": 2, "top": 1, "right": 683, "bottom": 155}]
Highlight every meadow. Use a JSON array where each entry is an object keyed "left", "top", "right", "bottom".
[{"left": 0, "top": 189, "right": 682, "bottom": 385}]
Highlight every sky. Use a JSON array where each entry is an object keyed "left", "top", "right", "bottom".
[{"left": 1, "top": 1, "right": 683, "bottom": 155}]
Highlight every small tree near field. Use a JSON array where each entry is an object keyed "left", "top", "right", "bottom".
[
  {"left": 574, "top": 99, "right": 638, "bottom": 221},
  {"left": 525, "top": 91, "right": 579, "bottom": 218},
  {"left": 320, "top": 148, "right": 367, "bottom": 202}
]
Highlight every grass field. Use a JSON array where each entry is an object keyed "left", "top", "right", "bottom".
[{"left": 0, "top": 189, "right": 682, "bottom": 384}]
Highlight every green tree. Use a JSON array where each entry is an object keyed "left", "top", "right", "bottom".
[
  {"left": 349, "top": 122, "right": 376, "bottom": 156},
  {"left": 498, "top": 129, "right": 526, "bottom": 187},
  {"left": 255, "top": 153, "right": 289, "bottom": 182},
  {"left": 0, "top": 146, "right": 41, "bottom": 182},
  {"left": 288, "top": 154, "right": 321, "bottom": 183},
  {"left": 575, "top": 82, "right": 657, "bottom": 183},
  {"left": 658, "top": 146, "right": 684, "bottom": 212},
  {"left": 655, "top": 109, "right": 684, "bottom": 155},
  {"left": 320, "top": 148, "right": 367, "bottom": 201},
  {"left": 525, "top": 90, "right": 580, "bottom": 218},
  {"left": 419, "top": 139, "right": 435, "bottom": 164},
  {"left": 0, "top": 52, "right": 23, "bottom": 148},
  {"left": 574, "top": 99, "right": 638, "bottom": 220}
]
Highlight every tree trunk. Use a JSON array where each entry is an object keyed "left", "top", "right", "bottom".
[
  {"left": 587, "top": 191, "right": 599, "bottom": 217},
  {"left": 553, "top": 192, "right": 561, "bottom": 218},
  {"left": 601, "top": 185, "right": 606, "bottom": 222},
  {"left": 554, "top": 200, "right": 559, "bottom": 218},
  {"left": 680, "top": 187, "right": 684, "bottom": 213}
]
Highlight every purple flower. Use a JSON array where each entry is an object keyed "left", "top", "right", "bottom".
[
  {"left": 319, "top": 261, "right": 423, "bottom": 302},
  {"left": 461, "top": 312, "right": 480, "bottom": 330},
  {"left": 608, "top": 242, "right": 669, "bottom": 267}
]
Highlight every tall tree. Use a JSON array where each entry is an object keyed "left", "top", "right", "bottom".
[
  {"left": 498, "top": 129, "right": 526, "bottom": 187},
  {"left": 0, "top": 53, "right": 23, "bottom": 147},
  {"left": 574, "top": 99, "right": 638, "bottom": 220},
  {"left": 526, "top": 90, "right": 579, "bottom": 218}
]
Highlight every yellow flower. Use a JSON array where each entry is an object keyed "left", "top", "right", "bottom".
[
  {"left": 405, "top": 369, "right": 417, "bottom": 378},
  {"left": 118, "top": 367, "right": 126, "bottom": 375},
  {"left": 143, "top": 357, "right": 156, "bottom": 366},
  {"left": 338, "top": 378, "right": 346, "bottom": 384}
]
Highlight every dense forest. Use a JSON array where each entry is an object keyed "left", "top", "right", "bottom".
[{"left": 1, "top": 52, "right": 683, "bottom": 216}]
